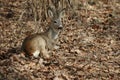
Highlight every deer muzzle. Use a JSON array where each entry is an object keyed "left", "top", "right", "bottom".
[{"left": 58, "top": 25, "right": 63, "bottom": 29}]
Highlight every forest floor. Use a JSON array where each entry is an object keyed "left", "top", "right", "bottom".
[{"left": 0, "top": 0, "right": 120, "bottom": 80}]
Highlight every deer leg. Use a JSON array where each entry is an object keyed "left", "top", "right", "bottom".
[
  {"left": 41, "top": 47, "right": 50, "bottom": 59},
  {"left": 52, "top": 40, "right": 60, "bottom": 49}
]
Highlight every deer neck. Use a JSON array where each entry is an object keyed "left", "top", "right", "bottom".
[{"left": 46, "top": 26, "right": 59, "bottom": 40}]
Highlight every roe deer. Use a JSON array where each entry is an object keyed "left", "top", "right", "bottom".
[{"left": 21, "top": 7, "right": 65, "bottom": 59}]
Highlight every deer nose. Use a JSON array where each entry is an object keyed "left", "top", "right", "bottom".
[{"left": 58, "top": 25, "right": 63, "bottom": 29}]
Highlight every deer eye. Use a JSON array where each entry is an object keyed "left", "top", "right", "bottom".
[{"left": 54, "top": 21, "right": 57, "bottom": 23}]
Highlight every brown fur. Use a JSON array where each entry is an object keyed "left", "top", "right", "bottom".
[{"left": 21, "top": 7, "right": 65, "bottom": 59}]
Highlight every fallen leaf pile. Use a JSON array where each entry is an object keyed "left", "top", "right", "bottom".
[{"left": 0, "top": 0, "right": 120, "bottom": 80}]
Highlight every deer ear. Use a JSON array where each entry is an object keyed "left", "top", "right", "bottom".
[
  {"left": 47, "top": 8, "right": 54, "bottom": 18},
  {"left": 59, "top": 8, "right": 66, "bottom": 17}
]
